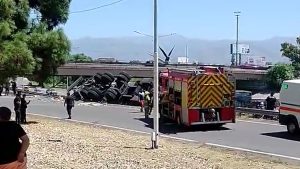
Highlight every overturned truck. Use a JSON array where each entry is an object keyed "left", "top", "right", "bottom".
[{"left": 68, "top": 72, "right": 153, "bottom": 105}]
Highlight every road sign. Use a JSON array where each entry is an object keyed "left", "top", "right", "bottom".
[{"left": 230, "top": 44, "right": 250, "bottom": 54}]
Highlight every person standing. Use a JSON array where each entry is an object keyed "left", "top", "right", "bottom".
[
  {"left": 12, "top": 81, "right": 17, "bottom": 96},
  {"left": 138, "top": 89, "right": 145, "bottom": 112},
  {"left": 14, "top": 94, "right": 21, "bottom": 124},
  {"left": 266, "top": 92, "right": 277, "bottom": 110},
  {"left": 5, "top": 82, "right": 9, "bottom": 96},
  {"left": 0, "top": 106, "right": 30, "bottom": 169},
  {"left": 21, "top": 94, "right": 30, "bottom": 124},
  {"left": 0, "top": 84, "right": 3, "bottom": 96},
  {"left": 64, "top": 92, "right": 74, "bottom": 119}
]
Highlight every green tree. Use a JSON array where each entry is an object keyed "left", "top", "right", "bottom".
[
  {"left": 267, "top": 64, "right": 294, "bottom": 90},
  {"left": 281, "top": 37, "right": 300, "bottom": 76},
  {"left": 0, "top": 0, "right": 71, "bottom": 86},
  {"left": 68, "top": 53, "right": 93, "bottom": 63},
  {"left": 28, "top": 24, "right": 70, "bottom": 86},
  {"left": 29, "top": 0, "right": 71, "bottom": 29}
]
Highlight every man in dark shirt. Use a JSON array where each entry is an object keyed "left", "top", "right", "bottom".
[
  {"left": 21, "top": 94, "right": 30, "bottom": 124},
  {"left": 12, "top": 81, "right": 17, "bottom": 95},
  {"left": 64, "top": 92, "right": 75, "bottom": 119},
  {"left": 266, "top": 92, "right": 277, "bottom": 110},
  {"left": 14, "top": 94, "right": 22, "bottom": 124},
  {"left": 0, "top": 107, "right": 30, "bottom": 168}
]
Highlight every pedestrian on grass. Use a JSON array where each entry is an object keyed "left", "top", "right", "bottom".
[
  {"left": 64, "top": 92, "right": 74, "bottom": 119},
  {"left": 0, "top": 106, "right": 30, "bottom": 169},
  {"left": 21, "top": 94, "right": 30, "bottom": 124},
  {"left": 14, "top": 94, "right": 21, "bottom": 124}
]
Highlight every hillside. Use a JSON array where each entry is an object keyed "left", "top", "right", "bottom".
[{"left": 71, "top": 35, "right": 295, "bottom": 65}]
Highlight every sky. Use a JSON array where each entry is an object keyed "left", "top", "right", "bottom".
[{"left": 63, "top": 0, "right": 300, "bottom": 40}]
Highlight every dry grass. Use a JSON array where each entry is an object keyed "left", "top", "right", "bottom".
[{"left": 22, "top": 116, "right": 298, "bottom": 169}]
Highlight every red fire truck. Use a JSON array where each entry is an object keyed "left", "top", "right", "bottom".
[{"left": 159, "top": 67, "right": 236, "bottom": 126}]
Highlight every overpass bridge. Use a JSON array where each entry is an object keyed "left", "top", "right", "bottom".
[{"left": 57, "top": 63, "right": 268, "bottom": 90}]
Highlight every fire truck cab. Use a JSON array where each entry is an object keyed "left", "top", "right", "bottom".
[{"left": 159, "top": 67, "right": 236, "bottom": 126}]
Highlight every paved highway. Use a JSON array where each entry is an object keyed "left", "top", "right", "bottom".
[{"left": 1, "top": 96, "right": 300, "bottom": 163}]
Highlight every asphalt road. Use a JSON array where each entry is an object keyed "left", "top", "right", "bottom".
[{"left": 1, "top": 96, "right": 300, "bottom": 162}]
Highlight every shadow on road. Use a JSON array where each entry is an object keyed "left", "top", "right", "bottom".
[
  {"left": 135, "top": 117, "right": 231, "bottom": 134},
  {"left": 261, "top": 132, "right": 300, "bottom": 142}
]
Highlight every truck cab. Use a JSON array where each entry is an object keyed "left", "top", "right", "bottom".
[{"left": 279, "top": 80, "right": 300, "bottom": 135}]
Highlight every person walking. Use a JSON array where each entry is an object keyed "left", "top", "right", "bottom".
[
  {"left": 21, "top": 94, "right": 30, "bottom": 124},
  {"left": 0, "top": 106, "right": 30, "bottom": 169},
  {"left": 14, "top": 94, "right": 21, "bottom": 124},
  {"left": 64, "top": 92, "right": 74, "bottom": 119}
]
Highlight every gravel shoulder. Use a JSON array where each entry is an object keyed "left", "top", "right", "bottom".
[{"left": 22, "top": 116, "right": 299, "bottom": 169}]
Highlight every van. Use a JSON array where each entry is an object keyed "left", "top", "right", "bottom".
[{"left": 279, "top": 80, "right": 300, "bottom": 135}]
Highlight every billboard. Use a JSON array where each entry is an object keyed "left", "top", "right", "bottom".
[{"left": 230, "top": 44, "right": 250, "bottom": 54}]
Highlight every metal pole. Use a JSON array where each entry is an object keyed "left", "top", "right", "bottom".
[
  {"left": 235, "top": 12, "right": 240, "bottom": 66},
  {"left": 152, "top": 0, "right": 159, "bottom": 149}
]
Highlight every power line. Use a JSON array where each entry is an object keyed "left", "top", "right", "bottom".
[{"left": 70, "top": 0, "right": 126, "bottom": 14}]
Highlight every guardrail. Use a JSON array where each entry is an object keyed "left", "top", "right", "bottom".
[{"left": 236, "top": 107, "right": 279, "bottom": 117}]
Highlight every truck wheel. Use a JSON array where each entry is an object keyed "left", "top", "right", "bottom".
[
  {"left": 287, "top": 118, "right": 299, "bottom": 135},
  {"left": 119, "top": 71, "right": 131, "bottom": 81},
  {"left": 94, "top": 74, "right": 102, "bottom": 84},
  {"left": 103, "top": 73, "right": 115, "bottom": 81},
  {"left": 116, "top": 74, "right": 129, "bottom": 83},
  {"left": 80, "top": 88, "right": 89, "bottom": 100},
  {"left": 101, "top": 74, "right": 114, "bottom": 84}
]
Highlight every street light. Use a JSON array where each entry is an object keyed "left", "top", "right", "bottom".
[
  {"left": 234, "top": 11, "right": 241, "bottom": 66},
  {"left": 152, "top": 0, "right": 159, "bottom": 149}
]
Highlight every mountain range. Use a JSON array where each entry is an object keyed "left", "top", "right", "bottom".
[{"left": 71, "top": 35, "right": 296, "bottom": 65}]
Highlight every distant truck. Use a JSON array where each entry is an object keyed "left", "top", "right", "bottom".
[
  {"left": 159, "top": 67, "right": 236, "bottom": 127},
  {"left": 279, "top": 80, "right": 300, "bottom": 135}
]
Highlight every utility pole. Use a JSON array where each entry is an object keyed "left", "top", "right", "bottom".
[
  {"left": 152, "top": 0, "right": 159, "bottom": 149},
  {"left": 234, "top": 11, "right": 241, "bottom": 66}
]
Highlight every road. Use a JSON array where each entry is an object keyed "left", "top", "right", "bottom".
[{"left": 1, "top": 96, "right": 300, "bottom": 163}]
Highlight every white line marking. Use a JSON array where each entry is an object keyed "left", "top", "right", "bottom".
[
  {"left": 237, "top": 119, "right": 283, "bottom": 126},
  {"left": 206, "top": 143, "right": 300, "bottom": 161}
]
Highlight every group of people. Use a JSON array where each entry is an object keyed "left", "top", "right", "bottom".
[
  {"left": 14, "top": 93, "right": 30, "bottom": 124},
  {"left": 0, "top": 81, "right": 17, "bottom": 96},
  {"left": 139, "top": 89, "right": 153, "bottom": 118}
]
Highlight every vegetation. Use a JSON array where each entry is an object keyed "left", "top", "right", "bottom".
[
  {"left": 281, "top": 37, "right": 300, "bottom": 76},
  {"left": 267, "top": 64, "right": 294, "bottom": 90},
  {"left": 0, "top": 0, "right": 71, "bottom": 86},
  {"left": 68, "top": 53, "right": 93, "bottom": 63}
]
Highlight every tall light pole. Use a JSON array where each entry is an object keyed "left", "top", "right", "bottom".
[
  {"left": 234, "top": 11, "right": 241, "bottom": 66},
  {"left": 152, "top": 0, "right": 159, "bottom": 149}
]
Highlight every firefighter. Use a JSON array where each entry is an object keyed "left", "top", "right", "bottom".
[{"left": 144, "top": 90, "right": 151, "bottom": 119}]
